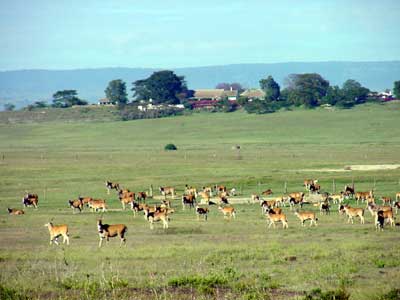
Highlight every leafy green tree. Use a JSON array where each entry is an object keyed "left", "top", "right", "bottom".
[
  {"left": 105, "top": 79, "right": 128, "bottom": 106},
  {"left": 52, "top": 90, "right": 87, "bottom": 108},
  {"left": 341, "top": 79, "right": 369, "bottom": 105},
  {"left": 132, "top": 70, "right": 188, "bottom": 105},
  {"left": 393, "top": 80, "right": 400, "bottom": 99},
  {"left": 285, "top": 73, "right": 330, "bottom": 107},
  {"left": 25, "top": 101, "right": 48, "bottom": 111},
  {"left": 3, "top": 103, "right": 15, "bottom": 111},
  {"left": 321, "top": 86, "right": 345, "bottom": 106},
  {"left": 260, "top": 76, "right": 280, "bottom": 101}
]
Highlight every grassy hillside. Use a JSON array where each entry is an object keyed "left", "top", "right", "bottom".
[
  {"left": 0, "top": 102, "right": 399, "bottom": 299},
  {"left": 0, "top": 105, "right": 120, "bottom": 124}
]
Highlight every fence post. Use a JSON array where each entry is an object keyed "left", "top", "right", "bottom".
[
  {"left": 149, "top": 185, "right": 153, "bottom": 198},
  {"left": 284, "top": 181, "right": 287, "bottom": 194},
  {"left": 258, "top": 182, "right": 261, "bottom": 194}
]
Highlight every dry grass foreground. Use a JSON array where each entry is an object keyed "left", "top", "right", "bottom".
[{"left": 0, "top": 102, "right": 400, "bottom": 299}]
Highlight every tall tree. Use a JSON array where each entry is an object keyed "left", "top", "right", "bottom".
[
  {"left": 285, "top": 73, "right": 329, "bottom": 107},
  {"left": 341, "top": 79, "right": 369, "bottom": 104},
  {"left": 105, "top": 79, "right": 128, "bottom": 106},
  {"left": 393, "top": 80, "right": 400, "bottom": 99},
  {"left": 259, "top": 76, "right": 280, "bottom": 101},
  {"left": 52, "top": 90, "right": 87, "bottom": 108},
  {"left": 132, "top": 70, "right": 188, "bottom": 105}
]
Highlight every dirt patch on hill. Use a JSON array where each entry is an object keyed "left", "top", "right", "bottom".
[
  {"left": 345, "top": 164, "right": 400, "bottom": 171},
  {"left": 297, "top": 164, "right": 400, "bottom": 173}
]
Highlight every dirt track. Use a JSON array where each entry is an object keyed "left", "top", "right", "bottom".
[{"left": 298, "top": 164, "right": 400, "bottom": 172}]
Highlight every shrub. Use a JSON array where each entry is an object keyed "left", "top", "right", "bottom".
[
  {"left": 374, "top": 259, "right": 386, "bottom": 268},
  {"left": 0, "top": 284, "right": 29, "bottom": 300},
  {"left": 379, "top": 288, "right": 400, "bottom": 300},
  {"left": 164, "top": 144, "right": 177, "bottom": 151},
  {"left": 119, "top": 104, "right": 183, "bottom": 121},
  {"left": 303, "top": 287, "right": 350, "bottom": 300},
  {"left": 243, "top": 100, "right": 276, "bottom": 114},
  {"left": 168, "top": 274, "right": 228, "bottom": 289}
]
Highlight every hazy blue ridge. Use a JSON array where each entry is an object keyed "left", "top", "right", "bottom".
[{"left": 1, "top": 61, "right": 399, "bottom": 108}]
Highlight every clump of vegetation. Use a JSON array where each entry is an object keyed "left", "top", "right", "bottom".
[
  {"left": 119, "top": 105, "right": 183, "bottom": 121},
  {"left": 3, "top": 103, "right": 16, "bottom": 112},
  {"left": 374, "top": 259, "right": 386, "bottom": 268},
  {"left": 168, "top": 273, "right": 227, "bottom": 295},
  {"left": 168, "top": 268, "right": 239, "bottom": 294},
  {"left": 378, "top": 288, "right": 400, "bottom": 300},
  {"left": 168, "top": 274, "right": 227, "bottom": 288},
  {"left": 164, "top": 143, "right": 177, "bottom": 151},
  {"left": 58, "top": 274, "right": 128, "bottom": 299},
  {"left": 0, "top": 284, "right": 29, "bottom": 300},
  {"left": 303, "top": 287, "right": 350, "bottom": 300}
]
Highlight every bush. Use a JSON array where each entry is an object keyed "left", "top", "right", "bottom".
[
  {"left": 119, "top": 104, "right": 183, "bottom": 121},
  {"left": 303, "top": 287, "right": 350, "bottom": 300},
  {"left": 168, "top": 274, "right": 228, "bottom": 289},
  {"left": 0, "top": 284, "right": 29, "bottom": 300},
  {"left": 243, "top": 99, "right": 290, "bottom": 114},
  {"left": 215, "top": 98, "right": 237, "bottom": 112},
  {"left": 379, "top": 288, "right": 400, "bottom": 300},
  {"left": 164, "top": 144, "right": 177, "bottom": 151},
  {"left": 3, "top": 103, "right": 15, "bottom": 112},
  {"left": 243, "top": 100, "right": 276, "bottom": 114}
]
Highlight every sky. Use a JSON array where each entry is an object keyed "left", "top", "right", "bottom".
[{"left": 0, "top": 0, "right": 399, "bottom": 70}]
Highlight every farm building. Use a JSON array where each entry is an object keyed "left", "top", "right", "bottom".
[
  {"left": 98, "top": 98, "right": 116, "bottom": 106},
  {"left": 191, "top": 89, "right": 239, "bottom": 101},
  {"left": 191, "top": 99, "right": 219, "bottom": 109},
  {"left": 137, "top": 101, "right": 184, "bottom": 111},
  {"left": 191, "top": 99, "right": 237, "bottom": 110},
  {"left": 191, "top": 89, "right": 224, "bottom": 101},
  {"left": 240, "top": 89, "right": 265, "bottom": 101}
]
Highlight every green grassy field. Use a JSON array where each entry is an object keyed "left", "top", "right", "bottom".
[{"left": 0, "top": 102, "right": 400, "bottom": 300}]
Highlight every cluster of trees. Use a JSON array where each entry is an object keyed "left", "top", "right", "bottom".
[
  {"left": 9, "top": 69, "right": 400, "bottom": 117},
  {"left": 21, "top": 90, "right": 88, "bottom": 111},
  {"left": 242, "top": 74, "right": 394, "bottom": 114},
  {"left": 116, "top": 71, "right": 192, "bottom": 120},
  {"left": 131, "top": 70, "right": 193, "bottom": 105}
]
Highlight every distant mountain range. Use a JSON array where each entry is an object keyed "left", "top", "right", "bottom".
[{"left": 1, "top": 61, "right": 399, "bottom": 108}]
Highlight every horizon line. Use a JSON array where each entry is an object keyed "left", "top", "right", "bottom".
[{"left": 1, "top": 60, "right": 400, "bottom": 72}]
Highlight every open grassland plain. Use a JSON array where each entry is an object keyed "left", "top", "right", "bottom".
[{"left": 0, "top": 102, "right": 400, "bottom": 300}]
